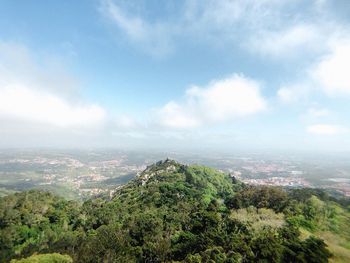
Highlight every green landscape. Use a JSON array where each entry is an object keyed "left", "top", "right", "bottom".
[
  {"left": 2, "top": 1, "right": 350, "bottom": 262},
  {"left": 1, "top": 160, "right": 349, "bottom": 262}
]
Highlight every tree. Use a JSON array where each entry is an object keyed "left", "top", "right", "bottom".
[{"left": 10, "top": 253, "right": 73, "bottom": 263}]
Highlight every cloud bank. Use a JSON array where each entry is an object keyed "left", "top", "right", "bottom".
[
  {"left": 0, "top": 85, "right": 105, "bottom": 127},
  {"left": 311, "top": 39, "right": 350, "bottom": 96},
  {"left": 0, "top": 42, "right": 106, "bottom": 145},
  {"left": 157, "top": 74, "right": 267, "bottom": 128}
]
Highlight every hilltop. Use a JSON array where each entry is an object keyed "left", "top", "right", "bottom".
[{"left": 0, "top": 160, "right": 349, "bottom": 262}]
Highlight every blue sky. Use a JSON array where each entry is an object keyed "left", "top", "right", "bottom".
[{"left": 1, "top": 0, "right": 350, "bottom": 152}]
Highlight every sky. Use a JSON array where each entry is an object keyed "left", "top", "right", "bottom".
[{"left": 1, "top": 0, "right": 350, "bottom": 152}]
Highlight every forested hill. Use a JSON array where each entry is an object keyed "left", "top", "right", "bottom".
[{"left": 1, "top": 160, "right": 350, "bottom": 262}]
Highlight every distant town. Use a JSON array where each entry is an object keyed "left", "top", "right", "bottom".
[{"left": 0, "top": 150, "right": 349, "bottom": 199}]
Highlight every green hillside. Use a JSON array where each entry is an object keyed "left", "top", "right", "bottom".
[{"left": 1, "top": 160, "right": 349, "bottom": 262}]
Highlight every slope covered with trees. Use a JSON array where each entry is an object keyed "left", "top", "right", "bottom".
[{"left": 1, "top": 160, "right": 349, "bottom": 262}]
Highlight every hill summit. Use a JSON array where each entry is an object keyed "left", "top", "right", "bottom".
[
  {"left": 115, "top": 159, "right": 236, "bottom": 208},
  {"left": 136, "top": 159, "right": 184, "bottom": 186}
]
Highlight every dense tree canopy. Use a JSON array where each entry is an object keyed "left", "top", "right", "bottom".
[
  {"left": 10, "top": 253, "right": 73, "bottom": 263},
  {"left": 1, "top": 160, "right": 348, "bottom": 262}
]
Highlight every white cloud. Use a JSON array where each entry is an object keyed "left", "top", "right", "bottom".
[
  {"left": 157, "top": 74, "right": 267, "bottom": 128},
  {"left": 0, "top": 42, "right": 79, "bottom": 98},
  {"left": 102, "top": 1, "right": 146, "bottom": 40},
  {"left": 248, "top": 24, "right": 323, "bottom": 58},
  {"left": 0, "top": 42, "right": 106, "bottom": 129},
  {"left": 275, "top": 34, "right": 350, "bottom": 103},
  {"left": 277, "top": 87, "right": 297, "bottom": 104},
  {"left": 183, "top": 0, "right": 299, "bottom": 34},
  {"left": 277, "top": 84, "right": 308, "bottom": 104},
  {"left": 306, "top": 124, "right": 346, "bottom": 135},
  {"left": 100, "top": 0, "right": 175, "bottom": 56},
  {"left": 157, "top": 101, "right": 201, "bottom": 129},
  {"left": 311, "top": 39, "right": 350, "bottom": 95},
  {"left": 100, "top": 0, "right": 333, "bottom": 59},
  {"left": 0, "top": 85, "right": 105, "bottom": 127}
]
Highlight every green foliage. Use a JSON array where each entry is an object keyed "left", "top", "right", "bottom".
[
  {"left": 226, "top": 185, "right": 288, "bottom": 212},
  {"left": 302, "top": 236, "right": 332, "bottom": 263},
  {"left": 10, "top": 253, "right": 72, "bottom": 263},
  {"left": 1, "top": 160, "right": 345, "bottom": 262},
  {"left": 0, "top": 190, "right": 83, "bottom": 262}
]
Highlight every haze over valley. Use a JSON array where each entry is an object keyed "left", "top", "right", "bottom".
[{"left": 1, "top": 149, "right": 349, "bottom": 199}]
